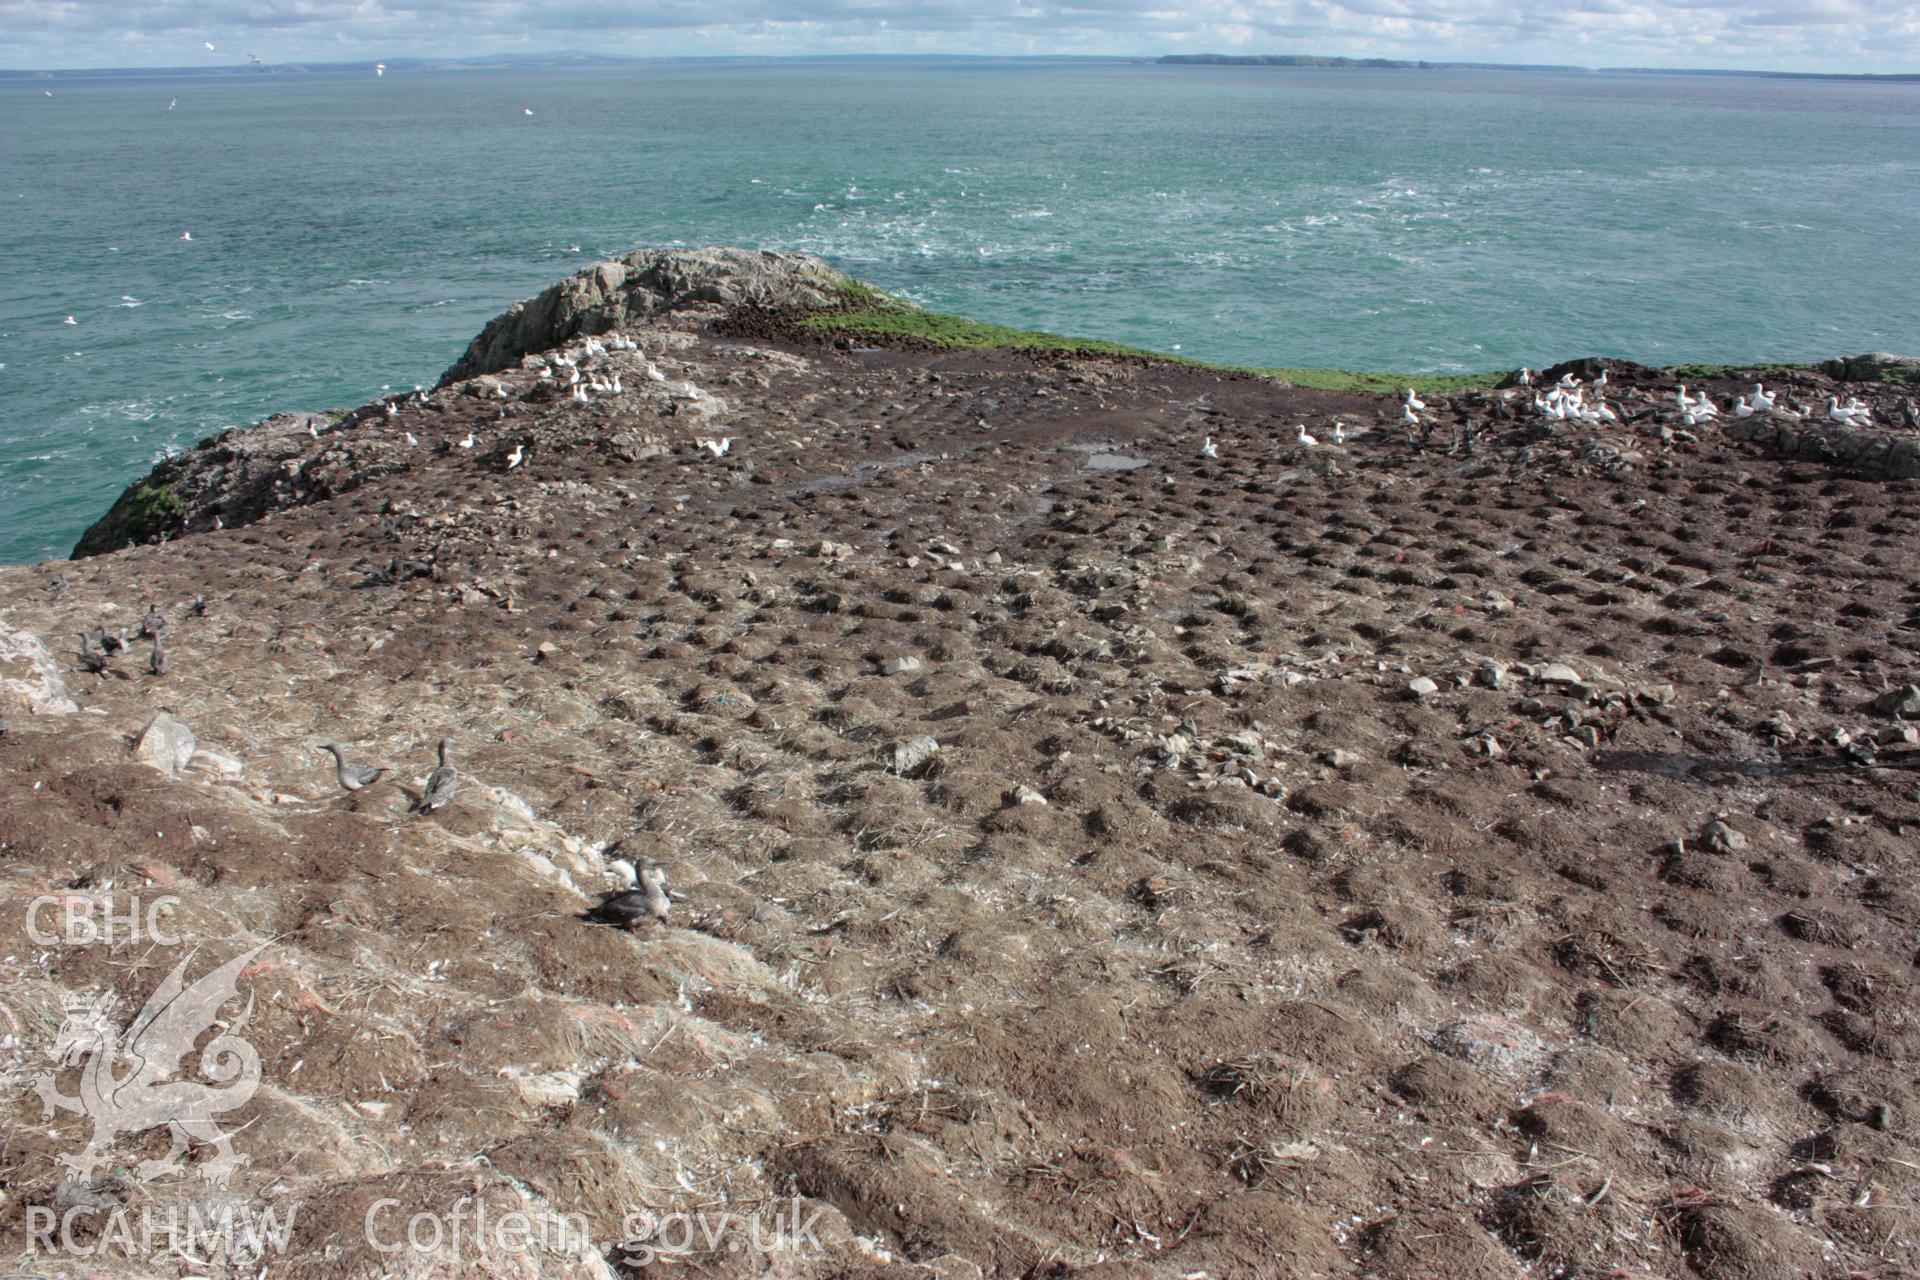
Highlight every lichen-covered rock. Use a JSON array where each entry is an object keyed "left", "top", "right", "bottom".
[
  {"left": 1820, "top": 351, "right": 1920, "bottom": 384},
  {"left": 439, "top": 247, "right": 849, "bottom": 384},
  {"left": 132, "top": 710, "right": 196, "bottom": 774}
]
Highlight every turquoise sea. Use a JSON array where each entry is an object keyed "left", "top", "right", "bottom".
[{"left": 2, "top": 60, "right": 1918, "bottom": 563}]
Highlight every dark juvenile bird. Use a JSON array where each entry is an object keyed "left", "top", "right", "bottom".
[
  {"left": 148, "top": 634, "right": 167, "bottom": 677},
  {"left": 582, "top": 865, "right": 672, "bottom": 930},
  {"left": 140, "top": 602, "right": 167, "bottom": 638},
  {"left": 190, "top": 595, "right": 208, "bottom": 618},
  {"left": 318, "top": 742, "right": 384, "bottom": 791},
  {"left": 99, "top": 629, "right": 129, "bottom": 656},
  {"left": 416, "top": 738, "right": 458, "bottom": 814},
  {"left": 76, "top": 633, "right": 108, "bottom": 674}
]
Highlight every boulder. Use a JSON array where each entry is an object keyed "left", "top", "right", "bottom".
[
  {"left": 133, "top": 711, "right": 197, "bottom": 775},
  {"left": 1820, "top": 352, "right": 1920, "bottom": 385},
  {"left": 439, "top": 247, "right": 852, "bottom": 384}
]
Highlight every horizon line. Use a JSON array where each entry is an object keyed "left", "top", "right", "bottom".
[{"left": 3, "top": 50, "right": 1916, "bottom": 80}]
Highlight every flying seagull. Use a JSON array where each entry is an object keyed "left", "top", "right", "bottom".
[
  {"left": 249, "top": 54, "right": 266, "bottom": 72},
  {"left": 375, "top": 63, "right": 386, "bottom": 77}
]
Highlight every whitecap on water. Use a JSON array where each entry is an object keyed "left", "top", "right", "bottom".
[{"left": 116, "top": 295, "right": 145, "bottom": 307}]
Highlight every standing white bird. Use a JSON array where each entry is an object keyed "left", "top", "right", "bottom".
[
  {"left": 1400, "top": 403, "right": 1420, "bottom": 427},
  {"left": 1404, "top": 388, "right": 1427, "bottom": 412},
  {"left": 644, "top": 364, "right": 667, "bottom": 383},
  {"left": 1295, "top": 424, "right": 1319, "bottom": 447},
  {"left": 457, "top": 431, "right": 475, "bottom": 449},
  {"left": 1516, "top": 367, "right": 1533, "bottom": 387},
  {"left": 506, "top": 443, "right": 524, "bottom": 469},
  {"left": 1200, "top": 437, "right": 1218, "bottom": 459},
  {"left": 1331, "top": 422, "right": 1346, "bottom": 445},
  {"left": 700, "top": 437, "right": 733, "bottom": 458}
]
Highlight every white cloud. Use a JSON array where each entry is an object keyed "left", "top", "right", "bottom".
[{"left": 3, "top": 0, "right": 1916, "bottom": 71}]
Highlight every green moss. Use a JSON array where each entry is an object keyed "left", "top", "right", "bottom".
[
  {"left": 799, "top": 282, "right": 1502, "bottom": 394},
  {"left": 72, "top": 468, "right": 186, "bottom": 558}
]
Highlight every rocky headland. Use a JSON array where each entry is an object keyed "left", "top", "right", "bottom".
[{"left": 4, "top": 248, "right": 1920, "bottom": 1279}]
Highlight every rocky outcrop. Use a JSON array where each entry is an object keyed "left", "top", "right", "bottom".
[
  {"left": 71, "top": 410, "right": 413, "bottom": 558},
  {"left": 1821, "top": 351, "right": 1920, "bottom": 384},
  {"left": 437, "top": 246, "right": 849, "bottom": 385},
  {"left": 1726, "top": 413, "right": 1920, "bottom": 478}
]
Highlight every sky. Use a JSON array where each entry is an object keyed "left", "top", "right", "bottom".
[{"left": 3, "top": 1, "right": 1917, "bottom": 74}]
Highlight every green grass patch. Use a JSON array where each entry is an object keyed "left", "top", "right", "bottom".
[
  {"left": 72, "top": 469, "right": 185, "bottom": 558},
  {"left": 804, "top": 275, "right": 1503, "bottom": 394}
]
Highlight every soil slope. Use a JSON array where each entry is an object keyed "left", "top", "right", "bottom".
[{"left": 4, "top": 253, "right": 1920, "bottom": 1280}]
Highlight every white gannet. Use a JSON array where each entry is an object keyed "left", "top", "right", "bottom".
[
  {"left": 1595, "top": 368, "right": 1609, "bottom": 388},
  {"left": 404, "top": 432, "right": 418, "bottom": 447},
  {"left": 1827, "top": 396, "right": 1869, "bottom": 425},
  {"left": 644, "top": 364, "right": 666, "bottom": 383},
  {"left": 63, "top": 314, "right": 76, "bottom": 326},
  {"left": 1733, "top": 396, "right": 1755, "bottom": 418},
  {"left": 167, "top": 97, "right": 177, "bottom": 111},
  {"left": 1200, "top": 437, "right": 1218, "bottom": 459},
  {"left": 506, "top": 444, "right": 524, "bottom": 469},
  {"left": 249, "top": 54, "right": 265, "bottom": 71},
  {"left": 609, "top": 373, "right": 622, "bottom": 394},
  {"left": 1400, "top": 403, "right": 1420, "bottom": 427},
  {"left": 457, "top": 431, "right": 475, "bottom": 449},
  {"left": 570, "top": 385, "right": 589, "bottom": 404},
  {"left": 1517, "top": 367, "right": 1533, "bottom": 387},
  {"left": 523, "top": 106, "right": 534, "bottom": 116},
  {"left": 375, "top": 63, "right": 386, "bottom": 77},
  {"left": 699, "top": 437, "right": 732, "bottom": 458},
  {"left": 1295, "top": 424, "right": 1319, "bottom": 447},
  {"left": 308, "top": 422, "right": 321, "bottom": 438},
  {"left": 1750, "top": 383, "right": 1776, "bottom": 412},
  {"left": 204, "top": 41, "right": 216, "bottom": 51},
  {"left": 181, "top": 231, "right": 192, "bottom": 241},
  {"left": 1404, "top": 388, "right": 1426, "bottom": 412},
  {"left": 1331, "top": 422, "right": 1346, "bottom": 444}
]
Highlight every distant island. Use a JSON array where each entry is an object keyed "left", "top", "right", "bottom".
[{"left": 1158, "top": 53, "right": 1920, "bottom": 82}]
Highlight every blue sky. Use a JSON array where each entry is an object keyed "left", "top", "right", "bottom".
[{"left": 5, "top": 1, "right": 1916, "bottom": 73}]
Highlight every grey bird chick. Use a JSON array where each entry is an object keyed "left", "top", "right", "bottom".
[
  {"left": 416, "top": 738, "right": 458, "bottom": 814},
  {"left": 319, "top": 742, "right": 385, "bottom": 791},
  {"left": 148, "top": 634, "right": 167, "bottom": 677},
  {"left": 76, "top": 633, "right": 108, "bottom": 674},
  {"left": 140, "top": 602, "right": 168, "bottom": 638},
  {"left": 583, "top": 865, "right": 672, "bottom": 930}
]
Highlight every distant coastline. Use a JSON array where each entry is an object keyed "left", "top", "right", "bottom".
[
  {"left": 1158, "top": 53, "right": 1920, "bottom": 83},
  {"left": 6, "top": 50, "right": 1916, "bottom": 80}
]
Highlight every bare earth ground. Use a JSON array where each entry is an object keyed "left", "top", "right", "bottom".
[{"left": 2, "top": 288, "right": 1919, "bottom": 1280}]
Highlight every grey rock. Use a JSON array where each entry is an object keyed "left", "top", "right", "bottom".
[
  {"left": 1870, "top": 684, "right": 1920, "bottom": 720},
  {"left": 133, "top": 711, "right": 197, "bottom": 775},
  {"left": 892, "top": 735, "right": 941, "bottom": 775},
  {"left": 441, "top": 247, "right": 851, "bottom": 384},
  {"left": 1407, "top": 676, "right": 1440, "bottom": 701},
  {"left": 1819, "top": 352, "right": 1920, "bottom": 384},
  {"left": 1532, "top": 662, "right": 1582, "bottom": 686}
]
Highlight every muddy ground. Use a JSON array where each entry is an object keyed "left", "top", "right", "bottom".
[{"left": 2, "top": 291, "right": 1918, "bottom": 1279}]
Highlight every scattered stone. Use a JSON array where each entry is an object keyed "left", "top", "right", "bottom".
[
  {"left": 1474, "top": 659, "right": 1510, "bottom": 690},
  {"left": 1869, "top": 684, "right": 1920, "bottom": 720},
  {"left": 132, "top": 711, "right": 197, "bottom": 775},
  {"left": 1407, "top": 676, "right": 1440, "bottom": 701},
  {"left": 1703, "top": 818, "right": 1749, "bottom": 855},
  {"left": 882, "top": 655, "right": 924, "bottom": 676},
  {"left": 1532, "top": 662, "right": 1581, "bottom": 686},
  {"left": 892, "top": 735, "right": 940, "bottom": 775}
]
